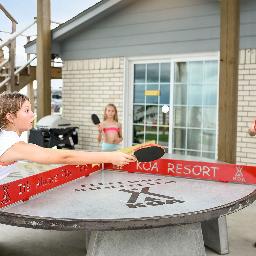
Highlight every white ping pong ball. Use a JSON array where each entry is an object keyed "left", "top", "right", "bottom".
[{"left": 162, "top": 105, "right": 169, "bottom": 114}]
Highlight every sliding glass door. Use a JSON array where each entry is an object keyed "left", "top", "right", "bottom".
[{"left": 132, "top": 58, "right": 218, "bottom": 159}]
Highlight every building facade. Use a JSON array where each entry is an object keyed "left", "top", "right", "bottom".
[{"left": 26, "top": 0, "right": 256, "bottom": 164}]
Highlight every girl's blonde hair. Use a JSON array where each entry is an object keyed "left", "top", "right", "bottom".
[
  {"left": 103, "top": 103, "right": 118, "bottom": 122},
  {"left": 0, "top": 92, "right": 29, "bottom": 129}
]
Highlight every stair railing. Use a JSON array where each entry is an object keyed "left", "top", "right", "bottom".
[
  {"left": 0, "top": 55, "right": 37, "bottom": 89},
  {"left": 0, "top": 20, "right": 37, "bottom": 90},
  {"left": 0, "top": 20, "right": 36, "bottom": 49}
]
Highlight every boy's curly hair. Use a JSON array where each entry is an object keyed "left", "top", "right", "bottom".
[{"left": 0, "top": 92, "right": 29, "bottom": 129}]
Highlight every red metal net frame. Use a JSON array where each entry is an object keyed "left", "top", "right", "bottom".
[{"left": 0, "top": 159, "right": 255, "bottom": 209}]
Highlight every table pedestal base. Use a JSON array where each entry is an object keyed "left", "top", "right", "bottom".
[
  {"left": 202, "top": 216, "right": 229, "bottom": 254},
  {"left": 86, "top": 223, "right": 206, "bottom": 256}
]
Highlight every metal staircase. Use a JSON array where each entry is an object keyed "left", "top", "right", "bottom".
[{"left": 0, "top": 4, "right": 61, "bottom": 94}]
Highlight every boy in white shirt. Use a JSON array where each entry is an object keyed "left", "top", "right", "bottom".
[{"left": 0, "top": 92, "right": 135, "bottom": 179}]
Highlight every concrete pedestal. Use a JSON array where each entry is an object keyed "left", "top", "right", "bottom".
[
  {"left": 86, "top": 223, "right": 206, "bottom": 256},
  {"left": 202, "top": 216, "right": 229, "bottom": 254}
]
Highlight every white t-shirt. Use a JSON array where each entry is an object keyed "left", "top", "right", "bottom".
[{"left": 0, "top": 130, "right": 23, "bottom": 180}]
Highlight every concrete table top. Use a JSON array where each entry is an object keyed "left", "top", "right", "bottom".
[{"left": 0, "top": 169, "right": 255, "bottom": 231}]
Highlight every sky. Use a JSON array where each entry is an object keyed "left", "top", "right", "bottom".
[{"left": 0, "top": 0, "right": 100, "bottom": 89}]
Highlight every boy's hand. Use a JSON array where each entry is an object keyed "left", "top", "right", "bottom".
[{"left": 110, "top": 152, "right": 136, "bottom": 166}]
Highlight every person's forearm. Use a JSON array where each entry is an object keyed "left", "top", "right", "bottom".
[
  {"left": 51, "top": 150, "right": 113, "bottom": 165},
  {"left": 97, "top": 133, "right": 102, "bottom": 143},
  {"left": 61, "top": 150, "right": 111, "bottom": 164},
  {"left": 13, "top": 143, "right": 111, "bottom": 165}
]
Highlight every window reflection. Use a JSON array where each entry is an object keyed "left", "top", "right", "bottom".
[
  {"left": 133, "top": 125, "right": 144, "bottom": 144},
  {"left": 160, "top": 84, "right": 170, "bottom": 104},
  {"left": 187, "top": 85, "right": 202, "bottom": 106},
  {"left": 134, "top": 84, "right": 145, "bottom": 104},
  {"left": 202, "top": 130, "right": 216, "bottom": 151},
  {"left": 160, "top": 63, "right": 170, "bottom": 82},
  {"left": 203, "top": 85, "right": 217, "bottom": 106},
  {"left": 159, "top": 107, "right": 169, "bottom": 126},
  {"left": 203, "top": 107, "right": 216, "bottom": 129},
  {"left": 173, "top": 149, "right": 185, "bottom": 155},
  {"left": 189, "top": 61, "right": 203, "bottom": 84},
  {"left": 188, "top": 107, "right": 202, "bottom": 128},
  {"left": 205, "top": 61, "right": 218, "bottom": 84},
  {"left": 187, "top": 151, "right": 201, "bottom": 157},
  {"left": 133, "top": 105, "right": 145, "bottom": 124},
  {"left": 134, "top": 64, "right": 145, "bottom": 83},
  {"left": 158, "top": 126, "right": 169, "bottom": 147},
  {"left": 174, "top": 84, "right": 187, "bottom": 105},
  {"left": 187, "top": 129, "right": 201, "bottom": 150},
  {"left": 145, "top": 126, "right": 157, "bottom": 142},
  {"left": 146, "top": 84, "right": 159, "bottom": 104},
  {"left": 175, "top": 62, "right": 187, "bottom": 83},
  {"left": 173, "top": 128, "right": 186, "bottom": 149},
  {"left": 173, "top": 106, "right": 186, "bottom": 127},
  {"left": 146, "top": 105, "right": 158, "bottom": 126},
  {"left": 147, "top": 63, "right": 159, "bottom": 83}
]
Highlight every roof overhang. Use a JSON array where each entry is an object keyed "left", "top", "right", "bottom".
[{"left": 25, "top": 0, "right": 134, "bottom": 54}]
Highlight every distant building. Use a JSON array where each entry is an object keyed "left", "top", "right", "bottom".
[{"left": 26, "top": 0, "right": 256, "bottom": 164}]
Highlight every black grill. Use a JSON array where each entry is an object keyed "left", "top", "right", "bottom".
[{"left": 28, "top": 115, "right": 78, "bottom": 149}]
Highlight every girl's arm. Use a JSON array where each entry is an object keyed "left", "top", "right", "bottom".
[
  {"left": 97, "top": 129, "right": 102, "bottom": 143},
  {"left": 118, "top": 123, "right": 123, "bottom": 141},
  {"left": 0, "top": 142, "right": 135, "bottom": 166},
  {"left": 97, "top": 123, "right": 103, "bottom": 143}
]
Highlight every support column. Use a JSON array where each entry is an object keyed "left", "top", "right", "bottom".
[
  {"left": 218, "top": 0, "right": 240, "bottom": 163},
  {"left": 204, "top": 1, "right": 240, "bottom": 254},
  {"left": 27, "top": 36, "right": 35, "bottom": 112},
  {"left": 36, "top": 0, "right": 51, "bottom": 120},
  {"left": 8, "top": 21, "right": 16, "bottom": 92}
]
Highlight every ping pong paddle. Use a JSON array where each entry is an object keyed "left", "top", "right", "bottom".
[
  {"left": 120, "top": 143, "right": 165, "bottom": 162},
  {"left": 91, "top": 114, "right": 100, "bottom": 125}
]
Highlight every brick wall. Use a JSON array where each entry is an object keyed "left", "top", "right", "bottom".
[
  {"left": 62, "top": 57, "right": 125, "bottom": 151},
  {"left": 237, "top": 49, "right": 256, "bottom": 165}
]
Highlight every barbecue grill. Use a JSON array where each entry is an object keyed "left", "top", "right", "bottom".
[{"left": 28, "top": 115, "right": 78, "bottom": 149}]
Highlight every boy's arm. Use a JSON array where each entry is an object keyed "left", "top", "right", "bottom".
[{"left": 0, "top": 142, "right": 135, "bottom": 165}]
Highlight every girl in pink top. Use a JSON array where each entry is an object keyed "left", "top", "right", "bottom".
[{"left": 97, "top": 104, "right": 123, "bottom": 151}]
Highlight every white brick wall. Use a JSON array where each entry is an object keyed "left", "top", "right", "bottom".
[
  {"left": 237, "top": 49, "right": 256, "bottom": 165},
  {"left": 62, "top": 57, "right": 124, "bottom": 151}
]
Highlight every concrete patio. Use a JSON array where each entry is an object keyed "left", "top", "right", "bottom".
[{"left": 0, "top": 201, "right": 255, "bottom": 256}]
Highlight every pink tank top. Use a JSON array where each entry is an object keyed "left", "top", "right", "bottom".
[{"left": 103, "top": 127, "right": 120, "bottom": 133}]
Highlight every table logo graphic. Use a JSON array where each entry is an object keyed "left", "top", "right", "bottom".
[
  {"left": 233, "top": 166, "right": 246, "bottom": 183},
  {"left": 75, "top": 178, "right": 185, "bottom": 208},
  {"left": 120, "top": 187, "right": 185, "bottom": 209}
]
